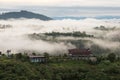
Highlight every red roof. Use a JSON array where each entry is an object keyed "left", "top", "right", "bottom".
[{"left": 68, "top": 48, "right": 91, "bottom": 56}]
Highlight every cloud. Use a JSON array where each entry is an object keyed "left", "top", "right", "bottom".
[
  {"left": 0, "top": 0, "right": 120, "bottom": 7},
  {"left": 0, "top": 18, "right": 120, "bottom": 54}
]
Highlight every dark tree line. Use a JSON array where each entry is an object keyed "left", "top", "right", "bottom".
[{"left": 45, "top": 31, "right": 94, "bottom": 37}]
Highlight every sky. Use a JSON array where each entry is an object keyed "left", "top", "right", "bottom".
[
  {"left": 0, "top": 0, "right": 120, "bottom": 17},
  {"left": 0, "top": 0, "right": 120, "bottom": 7}
]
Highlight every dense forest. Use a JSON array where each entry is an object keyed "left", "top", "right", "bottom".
[
  {"left": 29, "top": 31, "right": 94, "bottom": 40},
  {"left": 44, "top": 31, "right": 94, "bottom": 37},
  {"left": 0, "top": 53, "right": 120, "bottom": 80}
]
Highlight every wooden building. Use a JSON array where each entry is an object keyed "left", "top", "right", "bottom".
[{"left": 68, "top": 48, "right": 95, "bottom": 60}]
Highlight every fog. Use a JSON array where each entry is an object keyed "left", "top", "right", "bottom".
[{"left": 0, "top": 18, "right": 120, "bottom": 54}]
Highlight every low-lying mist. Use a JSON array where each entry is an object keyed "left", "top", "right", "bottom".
[{"left": 0, "top": 18, "right": 120, "bottom": 54}]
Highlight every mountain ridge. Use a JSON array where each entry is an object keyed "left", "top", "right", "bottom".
[{"left": 0, "top": 10, "right": 52, "bottom": 20}]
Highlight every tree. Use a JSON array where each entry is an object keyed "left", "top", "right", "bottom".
[
  {"left": 32, "top": 52, "right": 36, "bottom": 56},
  {"left": 15, "top": 53, "right": 29, "bottom": 62},
  {"left": 107, "top": 53, "right": 116, "bottom": 62},
  {"left": 16, "top": 53, "right": 22, "bottom": 59},
  {"left": 44, "top": 52, "right": 50, "bottom": 62}
]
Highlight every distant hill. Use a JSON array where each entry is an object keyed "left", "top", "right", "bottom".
[
  {"left": 0, "top": 10, "right": 52, "bottom": 20},
  {"left": 54, "top": 16, "right": 120, "bottom": 20},
  {"left": 53, "top": 17, "right": 86, "bottom": 20}
]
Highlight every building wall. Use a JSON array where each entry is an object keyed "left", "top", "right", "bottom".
[{"left": 30, "top": 58, "right": 45, "bottom": 62}]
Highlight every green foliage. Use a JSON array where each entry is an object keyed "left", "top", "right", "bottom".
[
  {"left": 0, "top": 54, "right": 120, "bottom": 80},
  {"left": 45, "top": 31, "right": 94, "bottom": 38},
  {"left": 32, "top": 52, "right": 36, "bottom": 56},
  {"left": 107, "top": 53, "right": 116, "bottom": 62},
  {"left": 44, "top": 52, "right": 49, "bottom": 59}
]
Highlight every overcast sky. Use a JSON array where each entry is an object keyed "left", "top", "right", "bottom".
[
  {"left": 0, "top": 0, "right": 120, "bottom": 17},
  {"left": 0, "top": 0, "right": 120, "bottom": 8}
]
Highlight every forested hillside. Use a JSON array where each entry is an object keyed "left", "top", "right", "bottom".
[{"left": 0, "top": 53, "right": 120, "bottom": 80}]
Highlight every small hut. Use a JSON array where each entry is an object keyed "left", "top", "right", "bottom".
[{"left": 29, "top": 56, "right": 46, "bottom": 63}]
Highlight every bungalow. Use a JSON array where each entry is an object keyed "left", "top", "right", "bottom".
[
  {"left": 29, "top": 56, "right": 46, "bottom": 63},
  {"left": 68, "top": 48, "right": 95, "bottom": 60}
]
